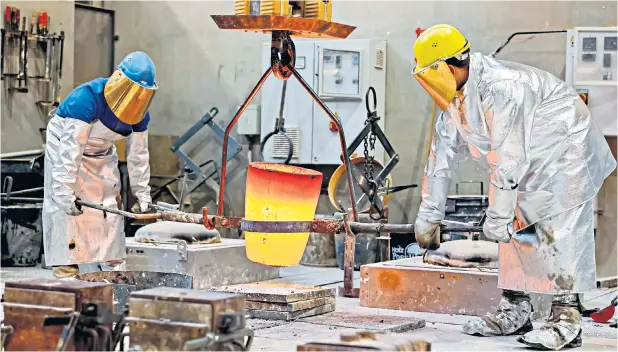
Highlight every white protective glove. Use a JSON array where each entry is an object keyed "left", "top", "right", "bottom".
[
  {"left": 65, "top": 198, "right": 83, "bottom": 216},
  {"left": 483, "top": 216, "right": 512, "bottom": 243},
  {"left": 414, "top": 217, "right": 441, "bottom": 250},
  {"left": 483, "top": 185, "right": 518, "bottom": 243},
  {"left": 131, "top": 201, "right": 154, "bottom": 214}
]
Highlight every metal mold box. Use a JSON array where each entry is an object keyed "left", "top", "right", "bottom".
[
  {"left": 360, "top": 257, "right": 551, "bottom": 318},
  {"left": 125, "top": 238, "right": 279, "bottom": 289},
  {"left": 128, "top": 287, "right": 248, "bottom": 351}
]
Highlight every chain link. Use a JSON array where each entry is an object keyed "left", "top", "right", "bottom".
[{"left": 363, "top": 117, "right": 377, "bottom": 202}]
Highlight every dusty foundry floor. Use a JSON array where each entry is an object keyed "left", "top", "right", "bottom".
[{"left": 1, "top": 264, "right": 616, "bottom": 351}]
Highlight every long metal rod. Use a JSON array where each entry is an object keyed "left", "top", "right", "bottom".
[
  {"left": 350, "top": 222, "right": 481, "bottom": 234},
  {"left": 76, "top": 200, "right": 159, "bottom": 219},
  {"left": 217, "top": 67, "right": 273, "bottom": 216},
  {"left": 0, "top": 148, "right": 44, "bottom": 159},
  {"left": 491, "top": 30, "right": 567, "bottom": 58},
  {"left": 290, "top": 67, "right": 358, "bottom": 222},
  {"left": 78, "top": 200, "right": 481, "bottom": 234}
]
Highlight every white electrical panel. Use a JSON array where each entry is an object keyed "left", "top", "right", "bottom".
[
  {"left": 260, "top": 39, "right": 387, "bottom": 165},
  {"left": 566, "top": 27, "right": 618, "bottom": 85},
  {"left": 237, "top": 104, "right": 261, "bottom": 135},
  {"left": 566, "top": 27, "right": 618, "bottom": 136},
  {"left": 319, "top": 49, "right": 362, "bottom": 98}
]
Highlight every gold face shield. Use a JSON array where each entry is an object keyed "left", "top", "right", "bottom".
[
  {"left": 412, "top": 61, "right": 457, "bottom": 111},
  {"left": 104, "top": 70, "right": 157, "bottom": 125}
]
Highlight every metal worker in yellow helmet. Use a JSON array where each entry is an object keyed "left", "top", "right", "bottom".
[{"left": 412, "top": 25, "right": 616, "bottom": 350}]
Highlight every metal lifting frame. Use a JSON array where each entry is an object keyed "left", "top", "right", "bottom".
[
  {"left": 170, "top": 107, "right": 242, "bottom": 195},
  {"left": 215, "top": 30, "right": 360, "bottom": 297}
]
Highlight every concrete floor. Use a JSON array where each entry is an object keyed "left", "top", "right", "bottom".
[{"left": 1, "top": 264, "right": 616, "bottom": 351}]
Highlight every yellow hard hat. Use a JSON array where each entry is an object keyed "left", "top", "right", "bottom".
[
  {"left": 413, "top": 24, "right": 469, "bottom": 71},
  {"left": 412, "top": 24, "right": 470, "bottom": 110}
]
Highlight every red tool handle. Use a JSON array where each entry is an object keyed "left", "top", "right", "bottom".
[{"left": 39, "top": 12, "right": 47, "bottom": 28}]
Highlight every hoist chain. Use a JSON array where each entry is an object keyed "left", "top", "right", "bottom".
[{"left": 363, "top": 87, "right": 383, "bottom": 220}]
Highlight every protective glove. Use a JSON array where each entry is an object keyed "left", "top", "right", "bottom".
[
  {"left": 482, "top": 215, "right": 513, "bottom": 243},
  {"left": 131, "top": 201, "right": 155, "bottom": 214},
  {"left": 414, "top": 216, "right": 441, "bottom": 250},
  {"left": 65, "top": 198, "right": 83, "bottom": 216}
]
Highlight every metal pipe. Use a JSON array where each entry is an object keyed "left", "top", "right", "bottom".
[
  {"left": 76, "top": 200, "right": 161, "bottom": 220},
  {"left": 178, "top": 167, "right": 189, "bottom": 212},
  {"left": 76, "top": 200, "right": 483, "bottom": 234},
  {"left": 491, "top": 30, "right": 567, "bottom": 58},
  {"left": 349, "top": 222, "right": 482, "bottom": 234},
  {"left": 54, "top": 312, "right": 80, "bottom": 352},
  {"left": 217, "top": 67, "right": 272, "bottom": 216},
  {"left": 290, "top": 67, "right": 359, "bottom": 221},
  {"left": 44, "top": 37, "right": 51, "bottom": 81},
  {"left": 1, "top": 197, "right": 44, "bottom": 202},
  {"left": 1, "top": 29, "right": 5, "bottom": 79},
  {"left": 1, "top": 325, "right": 14, "bottom": 349},
  {"left": 55, "top": 31, "right": 64, "bottom": 104},
  {"left": 22, "top": 25, "right": 27, "bottom": 90},
  {"left": 278, "top": 79, "right": 287, "bottom": 126},
  {"left": 76, "top": 200, "right": 204, "bottom": 223},
  {"left": 0, "top": 148, "right": 44, "bottom": 159}
]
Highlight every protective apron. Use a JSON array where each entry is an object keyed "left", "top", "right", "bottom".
[
  {"left": 42, "top": 114, "right": 151, "bottom": 266},
  {"left": 419, "top": 53, "right": 616, "bottom": 294}
]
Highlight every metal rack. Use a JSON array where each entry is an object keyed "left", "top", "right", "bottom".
[{"left": 1, "top": 7, "right": 65, "bottom": 101}]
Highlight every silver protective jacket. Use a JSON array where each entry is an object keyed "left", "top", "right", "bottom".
[
  {"left": 420, "top": 53, "right": 616, "bottom": 293},
  {"left": 43, "top": 115, "right": 152, "bottom": 266}
]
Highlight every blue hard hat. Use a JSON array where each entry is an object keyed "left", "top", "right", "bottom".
[{"left": 117, "top": 51, "right": 157, "bottom": 89}]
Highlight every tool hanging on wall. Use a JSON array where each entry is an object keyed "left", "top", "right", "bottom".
[
  {"left": 35, "top": 31, "right": 66, "bottom": 106},
  {"left": 1, "top": 8, "right": 65, "bottom": 98},
  {"left": 260, "top": 79, "right": 294, "bottom": 164},
  {"left": 14, "top": 13, "right": 28, "bottom": 92},
  {"left": 0, "top": 29, "right": 5, "bottom": 80},
  {"left": 54, "top": 31, "right": 65, "bottom": 105}
]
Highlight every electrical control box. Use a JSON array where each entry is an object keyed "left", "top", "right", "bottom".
[
  {"left": 260, "top": 39, "right": 387, "bottom": 165},
  {"left": 566, "top": 27, "right": 618, "bottom": 136}
]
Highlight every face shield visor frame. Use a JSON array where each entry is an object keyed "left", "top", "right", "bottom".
[
  {"left": 412, "top": 50, "right": 469, "bottom": 111},
  {"left": 104, "top": 70, "right": 158, "bottom": 125}
]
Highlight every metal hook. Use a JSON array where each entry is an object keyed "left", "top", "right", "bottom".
[
  {"left": 208, "top": 107, "right": 219, "bottom": 118},
  {"left": 365, "top": 86, "right": 377, "bottom": 117}
]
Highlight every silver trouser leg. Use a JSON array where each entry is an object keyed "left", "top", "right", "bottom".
[
  {"left": 462, "top": 289, "right": 534, "bottom": 336},
  {"left": 518, "top": 294, "right": 583, "bottom": 350}
]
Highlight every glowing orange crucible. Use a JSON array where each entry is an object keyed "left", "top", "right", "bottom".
[{"left": 244, "top": 162, "right": 323, "bottom": 267}]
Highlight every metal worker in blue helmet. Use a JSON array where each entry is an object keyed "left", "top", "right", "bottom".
[{"left": 42, "top": 51, "right": 158, "bottom": 279}]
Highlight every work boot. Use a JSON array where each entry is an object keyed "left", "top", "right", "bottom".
[
  {"left": 52, "top": 265, "right": 79, "bottom": 280},
  {"left": 518, "top": 294, "right": 582, "bottom": 350},
  {"left": 462, "top": 290, "right": 533, "bottom": 336}
]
